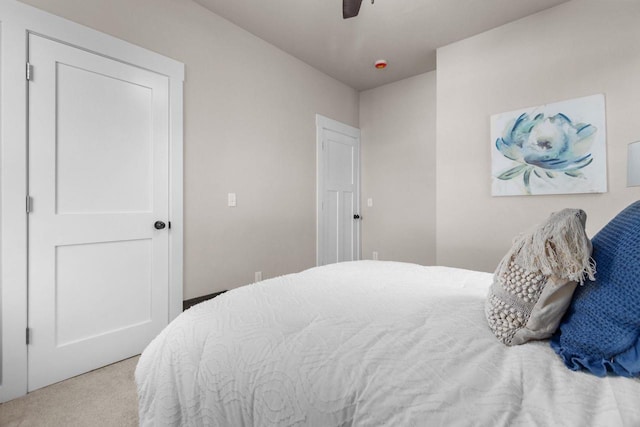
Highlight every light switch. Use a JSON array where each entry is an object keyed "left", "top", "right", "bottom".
[
  {"left": 228, "top": 192, "right": 237, "bottom": 207},
  {"left": 367, "top": 198, "right": 373, "bottom": 207}
]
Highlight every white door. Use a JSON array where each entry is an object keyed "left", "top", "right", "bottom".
[
  {"left": 27, "top": 34, "right": 170, "bottom": 391},
  {"left": 316, "top": 115, "right": 361, "bottom": 265}
]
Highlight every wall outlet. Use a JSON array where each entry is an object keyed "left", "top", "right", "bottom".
[
  {"left": 228, "top": 192, "right": 237, "bottom": 207},
  {"left": 254, "top": 271, "right": 262, "bottom": 282},
  {"left": 367, "top": 198, "right": 373, "bottom": 207},
  {"left": 372, "top": 251, "right": 378, "bottom": 260}
]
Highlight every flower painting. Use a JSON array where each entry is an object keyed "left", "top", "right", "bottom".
[{"left": 491, "top": 94, "right": 607, "bottom": 196}]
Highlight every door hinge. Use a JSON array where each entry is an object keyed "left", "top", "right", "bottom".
[
  {"left": 26, "top": 62, "right": 33, "bottom": 81},
  {"left": 26, "top": 327, "right": 31, "bottom": 345},
  {"left": 26, "top": 195, "right": 33, "bottom": 213}
]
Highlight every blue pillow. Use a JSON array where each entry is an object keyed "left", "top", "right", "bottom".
[{"left": 550, "top": 200, "right": 640, "bottom": 377}]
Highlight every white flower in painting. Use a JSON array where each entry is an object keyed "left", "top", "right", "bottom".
[{"left": 495, "top": 112, "right": 596, "bottom": 193}]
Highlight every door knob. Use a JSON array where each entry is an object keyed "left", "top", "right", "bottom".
[
  {"left": 353, "top": 214, "right": 361, "bottom": 220},
  {"left": 154, "top": 221, "right": 166, "bottom": 230}
]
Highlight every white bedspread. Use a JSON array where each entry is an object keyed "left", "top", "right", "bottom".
[{"left": 136, "top": 261, "right": 640, "bottom": 426}]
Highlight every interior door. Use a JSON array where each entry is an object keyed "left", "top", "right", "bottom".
[
  {"left": 27, "top": 34, "right": 170, "bottom": 391},
  {"left": 317, "top": 116, "right": 361, "bottom": 265}
]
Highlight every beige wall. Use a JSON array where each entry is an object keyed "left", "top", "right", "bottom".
[
  {"left": 20, "top": 0, "right": 636, "bottom": 296},
  {"left": 436, "top": 0, "right": 640, "bottom": 272},
  {"left": 19, "top": 0, "right": 359, "bottom": 298},
  {"left": 360, "top": 72, "right": 437, "bottom": 265}
]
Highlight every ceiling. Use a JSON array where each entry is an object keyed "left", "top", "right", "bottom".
[{"left": 193, "top": 0, "right": 570, "bottom": 91}]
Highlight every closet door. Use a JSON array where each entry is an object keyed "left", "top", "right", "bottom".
[
  {"left": 27, "top": 34, "right": 170, "bottom": 391},
  {"left": 317, "top": 115, "right": 361, "bottom": 266}
]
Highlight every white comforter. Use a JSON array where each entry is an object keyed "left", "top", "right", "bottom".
[{"left": 136, "top": 261, "right": 640, "bottom": 426}]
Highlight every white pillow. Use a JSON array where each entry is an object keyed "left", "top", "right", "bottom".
[{"left": 485, "top": 208, "right": 594, "bottom": 346}]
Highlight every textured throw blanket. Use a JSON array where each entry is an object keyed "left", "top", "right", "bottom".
[{"left": 495, "top": 209, "right": 595, "bottom": 285}]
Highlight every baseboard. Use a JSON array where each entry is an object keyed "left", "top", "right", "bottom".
[{"left": 183, "top": 290, "right": 227, "bottom": 311}]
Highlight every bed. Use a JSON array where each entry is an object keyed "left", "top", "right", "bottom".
[{"left": 135, "top": 260, "right": 640, "bottom": 426}]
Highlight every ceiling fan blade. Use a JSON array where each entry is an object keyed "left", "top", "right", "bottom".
[{"left": 343, "top": 0, "right": 363, "bottom": 19}]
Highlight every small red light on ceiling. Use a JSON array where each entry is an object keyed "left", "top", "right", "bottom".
[{"left": 374, "top": 59, "right": 388, "bottom": 70}]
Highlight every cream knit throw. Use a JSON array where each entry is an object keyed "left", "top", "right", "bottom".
[
  {"left": 486, "top": 209, "right": 595, "bottom": 346},
  {"left": 496, "top": 209, "right": 595, "bottom": 285}
]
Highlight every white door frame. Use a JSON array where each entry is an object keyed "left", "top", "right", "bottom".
[
  {"left": 0, "top": 0, "right": 184, "bottom": 402},
  {"left": 316, "top": 114, "right": 361, "bottom": 266}
]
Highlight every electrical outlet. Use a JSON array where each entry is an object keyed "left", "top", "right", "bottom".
[
  {"left": 367, "top": 198, "right": 373, "bottom": 207},
  {"left": 372, "top": 251, "right": 378, "bottom": 260},
  {"left": 254, "top": 271, "right": 262, "bottom": 282},
  {"left": 228, "top": 192, "right": 237, "bottom": 207}
]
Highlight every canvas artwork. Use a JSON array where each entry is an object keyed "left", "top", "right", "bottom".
[{"left": 491, "top": 94, "right": 607, "bottom": 196}]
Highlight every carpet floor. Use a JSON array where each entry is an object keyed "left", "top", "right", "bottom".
[{"left": 0, "top": 356, "right": 139, "bottom": 427}]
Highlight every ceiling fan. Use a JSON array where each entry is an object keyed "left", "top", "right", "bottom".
[{"left": 343, "top": 0, "right": 373, "bottom": 19}]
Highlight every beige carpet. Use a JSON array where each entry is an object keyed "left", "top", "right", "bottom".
[{"left": 0, "top": 356, "right": 139, "bottom": 427}]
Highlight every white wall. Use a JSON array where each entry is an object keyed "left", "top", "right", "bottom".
[
  {"left": 19, "top": 0, "right": 359, "bottom": 298},
  {"left": 436, "top": 0, "right": 640, "bottom": 272},
  {"left": 360, "top": 72, "right": 437, "bottom": 265}
]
